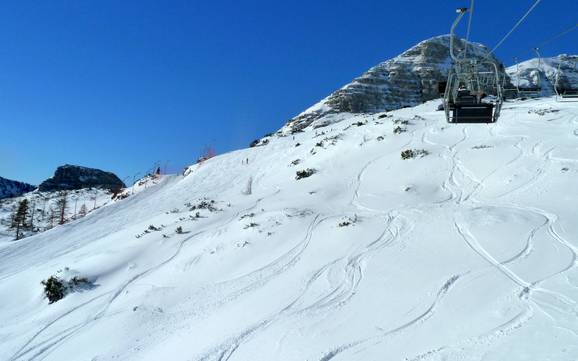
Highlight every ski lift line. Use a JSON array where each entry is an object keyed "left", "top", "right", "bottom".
[
  {"left": 554, "top": 59, "right": 578, "bottom": 101},
  {"left": 464, "top": 0, "right": 475, "bottom": 57},
  {"left": 488, "top": 0, "right": 543, "bottom": 55},
  {"left": 537, "top": 23, "right": 578, "bottom": 49},
  {"left": 444, "top": 8, "right": 503, "bottom": 124}
]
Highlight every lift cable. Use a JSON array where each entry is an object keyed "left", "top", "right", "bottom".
[
  {"left": 488, "top": 0, "right": 543, "bottom": 56},
  {"left": 536, "top": 23, "right": 578, "bottom": 49}
]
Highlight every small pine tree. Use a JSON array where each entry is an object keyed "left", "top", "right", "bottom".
[
  {"left": 56, "top": 192, "right": 68, "bottom": 225},
  {"left": 41, "top": 276, "right": 66, "bottom": 304},
  {"left": 13, "top": 199, "right": 29, "bottom": 240},
  {"left": 78, "top": 204, "right": 87, "bottom": 218}
]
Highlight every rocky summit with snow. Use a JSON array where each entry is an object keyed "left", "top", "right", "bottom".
[
  {"left": 38, "top": 164, "right": 125, "bottom": 192},
  {"left": 1, "top": 36, "right": 578, "bottom": 361},
  {"left": 0, "top": 176, "right": 36, "bottom": 200},
  {"left": 506, "top": 54, "right": 578, "bottom": 97},
  {"left": 282, "top": 35, "right": 510, "bottom": 134}
]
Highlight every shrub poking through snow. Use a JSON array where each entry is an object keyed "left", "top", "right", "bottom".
[
  {"left": 401, "top": 149, "right": 429, "bottom": 160},
  {"left": 41, "top": 273, "right": 92, "bottom": 304},
  {"left": 472, "top": 145, "right": 492, "bottom": 149},
  {"left": 338, "top": 214, "right": 358, "bottom": 227},
  {"left": 188, "top": 199, "right": 219, "bottom": 212},
  {"left": 296, "top": 168, "right": 316, "bottom": 180},
  {"left": 41, "top": 276, "right": 66, "bottom": 304},
  {"left": 244, "top": 222, "right": 259, "bottom": 229},
  {"left": 393, "top": 126, "right": 407, "bottom": 134},
  {"left": 176, "top": 226, "right": 183, "bottom": 234},
  {"left": 240, "top": 213, "right": 255, "bottom": 220},
  {"left": 148, "top": 225, "right": 161, "bottom": 231},
  {"left": 528, "top": 108, "right": 559, "bottom": 116}
]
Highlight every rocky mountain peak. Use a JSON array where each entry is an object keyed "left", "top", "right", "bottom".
[
  {"left": 281, "top": 35, "right": 509, "bottom": 134},
  {"left": 0, "top": 177, "right": 36, "bottom": 199},
  {"left": 506, "top": 54, "right": 578, "bottom": 97}
]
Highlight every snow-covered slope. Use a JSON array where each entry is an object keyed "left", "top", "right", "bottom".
[
  {"left": 0, "top": 188, "right": 114, "bottom": 242},
  {"left": 0, "top": 174, "right": 162, "bottom": 242},
  {"left": 1, "top": 96, "right": 578, "bottom": 361},
  {"left": 0, "top": 177, "right": 35, "bottom": 200},
  {"left": 506, "top": 55, "right": 578, "bottom": 96}
]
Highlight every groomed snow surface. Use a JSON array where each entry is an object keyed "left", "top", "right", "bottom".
[{"left": 1, "top": 97, "right": 578, "bottom": 361}]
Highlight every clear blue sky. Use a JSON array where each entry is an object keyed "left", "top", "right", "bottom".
[{"left": 1, "top": 0, "right": 576, "bottom": 185}]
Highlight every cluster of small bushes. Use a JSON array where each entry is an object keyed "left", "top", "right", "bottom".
[
  {"left": 472, "top": 145, "right": 492, "bottom": 150},
  {"left": 296, "top": 168, "right": 317, "bottom": 180},
  {"left": 41, "top": 273, "right": 92, "bottom": 304},
  {"left": 401, "top": 149, "right": 429, "bottom": 160},
  {"left": 186, "top": 199, "right": 220, "bottom": 212},
  {"left": 338, "top": 214, "right": 358, "bottom": 227},
  {"left": 528, "top": 108, "right": 559, "bottom": 116},
  {"left": 239, "top": 213, "right": 255, "bottom": 220},
  {"left": 393, "top": 126, "right": 407, "bottom": 134},
  {"left": 250, "top": 138, "right": 270, "bottom": 148},
  {"left": 135, "top": 224, "right": 165, "bottom": 238},
  {"left": 148, "top": 224, "right": 162, "bottom": 231},
  {"left": 243, "top": 222, "right": 259, "bottom": 229},
  {"left": 343, "top": 120, "right": 367, "bottom": 131}
]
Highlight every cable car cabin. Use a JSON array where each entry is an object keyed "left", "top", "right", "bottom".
[{"left": 447, "top": 90, "right": 495, "bottom": 123}]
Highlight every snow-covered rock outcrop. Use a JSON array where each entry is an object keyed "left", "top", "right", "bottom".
[
  {"left": 506, "top": 54, "right": 578, "bottom": 96},
  {"left": 38, "top": 164, "right": 125, "bottom": 192},
  {"left": 282, "top": 35, "right": 509, "bottom": 133},
  {"left": 0, "top": 176, "right": 35, "bottom": 200}
]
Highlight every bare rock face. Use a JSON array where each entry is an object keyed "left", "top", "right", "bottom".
[
  {"left": 0, "top": 177, "right": 36, "bottom": 199},
  {"left": 38, "top": 165, "right": 125, "bottom": 192},
  {"left": 282, "top": 35, "right": 509, "bottom": 133}
]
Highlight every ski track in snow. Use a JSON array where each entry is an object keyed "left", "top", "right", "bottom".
[
  {"left": 2, "top": 98, "right": 578, "bottom": 361},
  {"left": 8, "top": 192, "right": 280, "bottom": 361},
  {"left": 319, "top": 100, "right": 578, "bottom": 360}
]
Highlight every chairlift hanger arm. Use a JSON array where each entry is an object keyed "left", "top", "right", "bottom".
[{"left": 450, "top": 7, "right": 469, "bottom": 62}]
